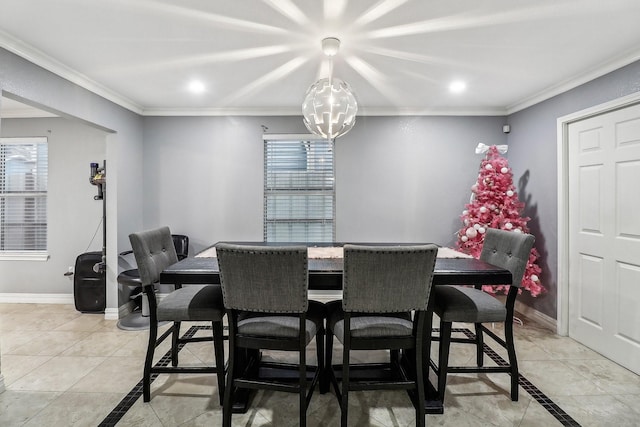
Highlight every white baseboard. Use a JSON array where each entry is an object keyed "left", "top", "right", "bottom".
[
  {"left": 0, "top": 293, "right": 74, "bottom": 304},
  {"left": 0, "top": 293, "right": 555, "bottom": 329},
  {"left": 0, "top": 293, "right": 119, "bottom": 320},
  {"left": 515, "top": 300, "right": 557, "bottom": 332},
  {"left": 104, "top": 308, "right": 119, "bottom": 320}
]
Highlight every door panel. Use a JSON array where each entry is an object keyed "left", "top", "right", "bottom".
[
  {"left": 578, "top": 165, "right": 603, "bottom": 234},
  {"left": 578, "top": 254, "right": 604, "bottom": 328},
  {"left": 615, "top": 161, "right": 640, "bottom": 239},
  {"left": 616, "top": 262, "right": 640, "bottom": 343}
]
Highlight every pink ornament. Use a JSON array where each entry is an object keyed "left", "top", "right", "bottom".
[
  {"left": 462, "top": 210, "right": 468, "bottom": 215},
  {"left": 479, "top": 206, "right": 487, "bottom": 213},
  {"left": 506, "top": 190, "right": 514, "bottom": 197},
  {"left": 501, "top": 167, "right": 508, "bottom": 173},
  {"left": 461, "top": 236, "right": 468, "bottom": 242},
  {"left": 478, "top": 227, "right": 486, "bottom": 234},
  {"left": 465, "top": 227, "right": 478, "bottom": 238},
  {"left": 505, "top": 222, "right": 513, "bottom": 230},
  {"left": 485, "top": 164, "right": 493, "bottom": 170},
  {"left": 474, "top": 224, "right": 480, "bottom": 230},
  {"left": 531, "top": 274, "right": 539, "bottom": 282}
]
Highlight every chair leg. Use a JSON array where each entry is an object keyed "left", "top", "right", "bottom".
[
  {"left": 212, "top": 321, "right": 226, "bottom": 405},
  {"left": 222, "top": 329, "right": 236, "bottom": 427},
  {"left": 299, "top": 339, "right": 307, "bottom": 427},
  {"left": 341, "top": 343, "right": 349, "bottom": 427},
  {"left": 143, "top": 317, "right": 158, "bottom": 402},
  {"left": 437, "top": 320, "right": 452, "bottom": 402},
  {"left": 324, "top": 328, "right": 334, "bottom": 395},
  {"left": 474, "top": 322, "right": 484, "bottom": 367},
  {"left": 505, "top": 319, "right": 519, "bottom": 401},
  {"left": 390, "top": 348, "right": 400, "bottom": 365},
  {"left": 171, "top": 321, "right": 181, "bottom": 367},
  {"left": 414, "top": 338, "right": 426, "bottom": 427}
]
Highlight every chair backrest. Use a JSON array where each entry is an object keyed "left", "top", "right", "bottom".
[
  {"left": 342, "top": 244, "right": 438, "bottom": 313},
  {"left": 171, "top": 234, "right": 189, "bottom": 260},
  {"left": 480, "top": 229, "right": 535, "bottom": 288},
  {"left": 215, "top": 243, "right": 309, "bottom": 313},
  {"left": 129, "top": 226, "right": 179, "bottom": 287}
]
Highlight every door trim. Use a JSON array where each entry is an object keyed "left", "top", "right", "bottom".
[{"left": 556, "top": 91, "right": 640, "bottom": 336}]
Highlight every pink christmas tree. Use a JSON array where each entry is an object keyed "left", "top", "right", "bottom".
[{"left": 456, "top": 145, "right": 544, "bottom": 297}]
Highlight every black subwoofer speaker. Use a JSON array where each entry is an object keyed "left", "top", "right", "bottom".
[{"left": 74, "top": 251, "right": 106, "bottom": 313}]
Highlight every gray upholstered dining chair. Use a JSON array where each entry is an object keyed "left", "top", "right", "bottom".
[
  {"left": 431, "top": 228, "right": 535, "bottom": 402},
  {"left": 325, "top": 244, "right": 438, "bottom": 427},
  {"left": 215, "top": 243, "right": 325, "bottom": 427},
  {"left": 117, "top": 234, "right": 189, "bottom": 330},
  {"left": 129, "top": 226, "right": 226, "bottom": 403}
]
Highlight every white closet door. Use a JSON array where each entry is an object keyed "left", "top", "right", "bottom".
[{"left": 568, "top": 102, "right": 640, "bottom": 374}]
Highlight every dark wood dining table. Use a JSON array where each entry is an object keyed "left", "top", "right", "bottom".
[{"left": 160, "top": 243, "right": 512, "bottom": 414}]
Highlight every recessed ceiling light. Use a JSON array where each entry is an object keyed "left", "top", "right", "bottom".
[
  {"left": 449, "top": 80, "right": 467, "bottom": 94},
  {"left": 188, "top": 80, "right": 206, "bottom": 94}
]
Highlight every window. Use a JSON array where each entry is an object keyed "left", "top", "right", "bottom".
[
  {"left": 264, "top": 134, "right": 335, "bottom": 242},
  {"left": 0, "top": 137, "right": 48, "bottom": 257}
]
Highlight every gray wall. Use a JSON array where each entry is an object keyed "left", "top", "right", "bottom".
[
  {"left": 0, "top": 117, "right": 107, "bottom": 294},
  {"left": 336, "top": 116, "right": 507, "bottom": 245},
  {"left": 4, "top": 43, "right": 640, "bottom": 325},
  {"left": 142, "top": 115, "right": 508, "bottom": 254},
  {"left": 506, "top": 59, "right": 640, "bottom": 318},
  {"left": 142, "top": 116, "right": 271, "bottom": 252},
  {"left": 1, "top": 47, "right": 145, "bottom": 311}
]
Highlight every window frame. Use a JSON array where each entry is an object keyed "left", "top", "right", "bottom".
[
  {"left": 263, "top": 134, "right": 335, "bottom": 243},
  {"left": 0, "top": 136, "right": 49, "bottom": 261}
]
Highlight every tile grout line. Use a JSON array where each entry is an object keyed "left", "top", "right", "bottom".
[
  {"left": 97, "top": 324, "right": 209, "bottom": 427},
  {"left": 457, "top": 327, "right": 582, "bottom": 427},
  {"left": 99, "top": 326, "right": 583, "bottom": 427}
]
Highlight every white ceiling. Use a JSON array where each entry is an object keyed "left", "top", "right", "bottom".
[{"left": 1, "top": 0, "right": 640, "bottom": 116}]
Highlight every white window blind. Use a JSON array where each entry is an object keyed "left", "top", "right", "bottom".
[
  {"left": 264, "top": 135, "right": 335, "bottom": 242},
  {"left": 0, "top": 137, "right": 48, "bottom": 253}
]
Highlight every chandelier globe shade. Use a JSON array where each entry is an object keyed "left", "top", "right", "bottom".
[
  {"left": 302, "top": 77, "right": 358, "bottom": 139},
  {"left": 302, "top": 37, "right": 358, "bottom": 140}
]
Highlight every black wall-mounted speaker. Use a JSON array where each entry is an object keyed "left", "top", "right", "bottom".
[{"left": 74, "top": 251, "right": 106, "bottom": 313}]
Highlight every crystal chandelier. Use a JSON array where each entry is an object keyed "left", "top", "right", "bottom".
[{"left": 302, "top": 37, "right": 358, "bottom": 140}]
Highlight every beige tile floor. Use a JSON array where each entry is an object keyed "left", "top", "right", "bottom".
[{"left": 0, "top": 303, "right": 639, "bottom": 426}]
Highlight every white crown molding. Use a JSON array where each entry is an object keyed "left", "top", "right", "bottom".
[
  {"left": 3, "top": 29, "right": 638, "bottom": 119},
  {"left": 141, "top": 107, "right": 301, "bottom": 116},
  {"left": 358, "top": 107, "right": 508, "bottom": 117},
  {"left": 507, "top": 47, "right": 640, "bottom": 115},
  {"left": 143, "top": 106, "right": 508, "bottom": 117},
  {"left": 0, "top": 30, "right": 143, "bottom": 115},
  {"left": 0, "top": 30, "right": 509, "bottom": 118}
]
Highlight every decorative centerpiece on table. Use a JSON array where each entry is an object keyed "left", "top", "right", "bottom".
[{"left": 455, "top": 143, "right": 544, "bottom": 297}]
